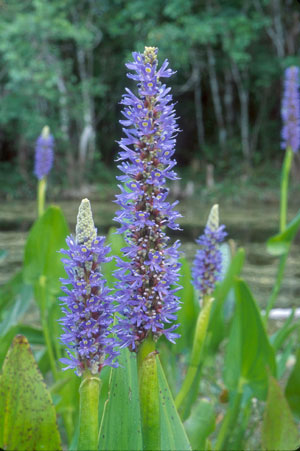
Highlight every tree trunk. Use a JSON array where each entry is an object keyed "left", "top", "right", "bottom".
[
  {"left": 224, "top": 68, "right": 234, "bottom": 138},
  {"left": 193, "top": 59, "right": 205, "bottom": 152},
  {"left": 231, "top": 63, "right": 251, "bottom": 165},
  {"left": 206, "top": 45, "right": 227, "bottom": 152},
  {"left": 76, "top": 45, "right": 96, "bottom": 185}
]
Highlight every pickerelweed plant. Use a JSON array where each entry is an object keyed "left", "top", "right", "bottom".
[
  {"left": 60, "top": 198, "right": 119, "bottom": 451},
  {"left": 175, "top": 204, "right": 227, "bottom": 414},
  {"left": 2, "top": 48, "right": 300, "bottom": 451},
  {"left": 114, "top": 46, "right": 182, "bottom": 450},
  {"left": 265, "top": 66, "right": 300, "bottom": 320},
  {"left": 34, "top": 125, "right": 54, "bottom": 218}
]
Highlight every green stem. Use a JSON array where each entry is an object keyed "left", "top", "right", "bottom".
[
  {"left": 137, "top": 336, "right": 160, "bottom": 451},
  {"left": 264, "top": 250, "right": 289, "bottom": 321},
  {"left": 265, "top": 147, "right": 293, "bottom": 321},
  {"left": 37, "top": 177, "right": 47, "bottom": 218},
  {"left": 175, "top": 296, "right": 213, "bottom": 411},
  {"left": 38, "top": 276, "right": 58, "bottom": 380},
  {"left": 78, "top": 372, "right": 101, "bottom": 451},
  {"left": 280, "top": 147, "right": 293, "bottom": 233},
  {"left": 215, "top": 381, "right": 243, "bottom": 450}
]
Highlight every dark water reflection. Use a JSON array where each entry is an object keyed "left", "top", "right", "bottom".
[{"left": 1, "top": 200, "right": 299, "bottom": 308}]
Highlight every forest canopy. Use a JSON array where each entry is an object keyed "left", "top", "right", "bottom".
[{"left": 0, "top": 0, "right": 299, "bottom": 191}]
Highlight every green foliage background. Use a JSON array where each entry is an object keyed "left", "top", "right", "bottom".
[{"left": 1, "top": 0, "right": 299, "bottom": 193}]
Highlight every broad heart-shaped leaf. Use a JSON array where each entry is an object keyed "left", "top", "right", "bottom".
[
  {"left": 0, "top": 335, "right": 62, "bottom": 450},
  {"left": 99, "top": 347, "right": 142, "bottom": 450},
  {"left": 224, "top": 279, "right": 276, "bottom": 400},
  {"left": 184, "top": 400, "right": 215, "bottom": 451},
  {"left": 262, "top": 374, "right": 299, "bottom": 451},
  {"left": 285, "top": 347, "right": 300, "bottom": 419},
  {"left": 267, "top": 209, "right": 300, "bottom": 255},
  {"left": 23, "top": 205, "right": 69, "bottom": 296},
  {"left": 99, "top": 348, "right": 191, "bottom": 451},
  {"left": 157, "top": 358, "right": 192, "bottom": 451}
]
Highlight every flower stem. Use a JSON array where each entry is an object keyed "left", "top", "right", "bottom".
[
  {"left": 37, "top": 177, "right": 47, "bottom": 218},
  {"left": 264, "top": 250, "right": 289, "bottom": 321},
  {"left": 215, "top": 381, "right": 243, "bottom": 450},
  {"left": 137, "top": 336, "right": 160, "bottom": 451},
  {"left": 78, "top": 372, "right": 101, "bottom": 451},
  {"left": 265, "top": 147, "right": 293, "bottom": 321},
  {"left": 175, "top": 296, "right": 213, "bottom": 412},
  {"left": 280, "top": 147, "right": 293, "bottom": 233}
]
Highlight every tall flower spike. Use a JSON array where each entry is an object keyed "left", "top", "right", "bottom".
[
  {"left": 59, "top": 198, "right": 119, "bottom": 375},
  {"left": 281, "top": 66, "right": 300, "bottom": 153},
  {"left": 192, "top": 204, "right": 227, "bottom": 299},
  {"left": 114, "top": 47, "right": 182, "bottom": 351},
  {"left": 34, "top": 125, "right": 54, "bottom": 180}
]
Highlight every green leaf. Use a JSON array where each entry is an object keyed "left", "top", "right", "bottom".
[
  {"left": 99, "top": 348, "right": 191, "bottom": 451},
  {"left": 206, "top": 248, "right": 245, "bottom": 352},
  {"left": 270, "top": 309, "right": 297, "bottom": 351},
  {"left": 157, "top": 358, "right": 192, "bottom": 451},
  {"left": 276, "top": 340, "right": 294, "bottom": 380},
  {"left": 224, "top": 279, "right": 276, "bottom": 399},
  {"left": 0, "top": 281, "right": 33, "bottom": 336},
  {"left": 103, "top": 227, "right": 127, "bottom": 288},
  {"left": 285, "top": 347, "right": 300, "bottom": 419},
  {"left": 157, "top": 357, "right": 191, "bottom": 451},
  {"left": 184, "top": 400, "right": 215, "bottom": 451},
  {"left": 99, "top": 347, "right": 142, "bottom": 450},
  {"left": 267, "top": 209, "right": 300, "bottom": 255},
  {"left": 0, "top": 270, "right": 30, "bottom": 319},
  {"left": 23, "top": 205, "right": 69, "bottom": 297},
  {"left": 0, "top": 335, "right": 62, "bottom": 450},
  {"left": 262, "top": 374, "right": 299, "bottom": 450},
  {"left": 175, "top": 298, "right": 213, "bottom": 421},
  {"left": 0, "top": 325, "right": 43, "bottom": 370},
  {"left": 173, "top": 257, "right": 198, "bottom": 352}
]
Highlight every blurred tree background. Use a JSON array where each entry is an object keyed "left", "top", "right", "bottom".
[{"left": 0, "top": 0, "right": 299, "bottom": 198}]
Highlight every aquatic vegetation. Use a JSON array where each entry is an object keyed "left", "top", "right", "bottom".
[{"left": 0, "top": 53, "right": 300, "bottom": 451}]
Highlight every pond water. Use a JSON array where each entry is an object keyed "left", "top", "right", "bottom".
[{"left": 0, "top": 199, "right": 299, "bottom": 309}]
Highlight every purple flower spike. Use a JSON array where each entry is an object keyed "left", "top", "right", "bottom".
[
  {"left": 59, "top": 198, "right": 119, "bottom": 375},
  {"left": 281, "top": 66, "right": 300, "bottom": 153},
  {"left": 192, "top": 205, "right": 227, "bottom": 299},
  {"left": 114, "top": 47, "right": 182, "bottom": 351},
  {"left": 34, "top": 126, "right": 54, "bottom": 180}
]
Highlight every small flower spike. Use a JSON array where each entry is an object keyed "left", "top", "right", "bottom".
[
  {"left": 192, "top": 204, "right": 227, "bottom": 299},
  {"left": 281, "top": 66, "right": 300, "bottom": 153},
  {"left": 114, "top": 47, "right": 182, "bottom": 351},
  {"left": 34, "top": 126, "right": 54, "bottom": 180},
  {"left": 59, "top": 198, "right": 119, "bottom": 375}
]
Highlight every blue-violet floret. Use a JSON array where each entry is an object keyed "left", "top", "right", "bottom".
[
  {"left": 114, "top": 47, "right": 182, "bottom": 351},
  {"left": 281, "top": 66, "right": 300, "bottom": 153},
  {"left": 59, "top": 199, "right": 119, "bottom": 375},
  {"left": 34, "top": 126, "right": 54, "bottom": 180},
  {"left": 192, "top": 205, "right": 227, "bottom": 299}
]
